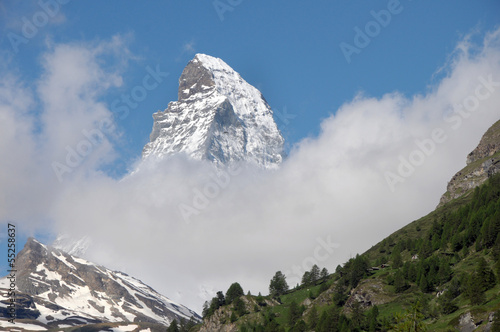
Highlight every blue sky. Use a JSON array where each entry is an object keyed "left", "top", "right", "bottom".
[
  {"left": 2, "top": 0, "right": 499, "bottom": 173},
  {"left": 1, "top": 0, "right": 500, "bottom": 312}
]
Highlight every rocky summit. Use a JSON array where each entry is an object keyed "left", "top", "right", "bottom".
[
  {"left": 439, "top": 119, "right": 500, "bottom": 206},
  {"left": 0, "top": 238, "right": 200, "bottom": 330},
  {"left": 142, "top": 54, "right": 285, "bottom": 168}
]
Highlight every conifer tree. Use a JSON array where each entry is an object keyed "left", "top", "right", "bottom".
[
  {"left": 464, "top": 273, "right": 486, "bottom": 305},
  {"left": 226, "top": 282, "right": 244, "bottom": 305},
  {"left": 308, "top": 305, "right": 319, "bottom": 330},
  {"left": 310, "top": 264, "right": 321, "bottom": 283},
  {"left": 477, "top": 257, "right": 496, "bottom": 291},
  {"left": 288, "top": 300, "right": 301, "bottom": 326},
  {"left": 394, "top": 270, "right": 407, "bottom": 293},
  {"left": 419, "top": 274, "right": 431, "bottom": 293},
  {"left": 367, "top": 305, "right": 379, "bottom": 332},
  {"left": 351, "top": 300, "right": 366, "bottom": 330},
  {"left": 320, "top": 267, "right": 329, "bottom": 279},
  {"left": 301, "top": 271, "right": 311, "bottom": 285},
  {"left": 167, "top": 319, "right": 179, "bottom": 332},
  {"left": 269, "top": 271, "right": 289, "bottom": 297},
  {"left": 392, "top": 248, "right": 403, "bottom": 269}
]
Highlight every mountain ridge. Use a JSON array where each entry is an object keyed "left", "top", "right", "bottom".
[
  {"left": 0, "top": 237, "right": 200, "bottom": 330},
  {"left": 439, "top": 119, "right": 500, "bottom": 207}
]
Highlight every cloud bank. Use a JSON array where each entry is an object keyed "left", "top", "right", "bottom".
[{"left": 1, "top": 29, "right": 500, "bottom": 313}]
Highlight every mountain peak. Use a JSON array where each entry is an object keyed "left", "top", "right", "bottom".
[
  {"left": 142, "top": 54, "right": 285, "bottom": 168},
  {"left": 1, "top": 238, "right": 200, "bottom": 329},
  {"left": 193, "top": 53, "right": 232, "bottom": 71}
]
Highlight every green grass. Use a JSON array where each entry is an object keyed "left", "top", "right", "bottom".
[
  {"left": 363, "top": 194, "right": 472, "bottom": 264},
  {"left": 281, "top": 284, "right": 323, "bottom": 305}
]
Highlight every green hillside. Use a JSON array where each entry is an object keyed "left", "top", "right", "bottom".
[{"left": 189, "top": 173, "right": 500, "bottom": 332}]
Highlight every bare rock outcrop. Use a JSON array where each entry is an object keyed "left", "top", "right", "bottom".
[{"left": 439, "top": 119, "right": 500, "bottom": 207}]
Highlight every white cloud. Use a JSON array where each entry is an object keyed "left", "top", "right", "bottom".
[
  {"left": 1, "top": 29, "right": 500, "bottom": 314},
  {"left": 0, "top": 36, "right": 131, "bottom": 228}
]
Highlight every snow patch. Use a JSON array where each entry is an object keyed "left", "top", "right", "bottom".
[
  {"left": 109, "top": 324, "right": 138, "bottom": 332},
  {"left": 0, "top": 319, "right": 46, "bottom": 330}
]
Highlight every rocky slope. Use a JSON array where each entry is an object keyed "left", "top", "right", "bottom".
[
  {"left": 0, "top": 238, "right": 200, "bottom": 330},
  {"left": 439, "top": 119, "right": 500, "bottom": 206},
  {"left": 142, "top": 53, "right": 285, "bottom": 168}
]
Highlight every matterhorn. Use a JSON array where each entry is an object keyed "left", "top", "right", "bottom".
[{"left": 142, "top": 54, "right": 285, "bottom": 168}]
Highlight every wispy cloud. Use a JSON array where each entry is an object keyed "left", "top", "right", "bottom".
[
  {"left": 183, "top": 41, "right": 196, "bottom": 54},
  {"left": 175, "top": 40, "right": 196, "bottom": 62},
  {"left": 0, "top": 35, "right": 132, "bottom": 224}
]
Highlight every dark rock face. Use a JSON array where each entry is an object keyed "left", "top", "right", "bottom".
[
  {"left": 467, "top": 120, "right": 500, "bottom": 164},
  {"left": 439, "top": 119, "right": 500, "bottom": 207},
  {"left": 0, "top": 293, "right": 40, "bottom": 320},
  {"left": 178, "top": 58, "right": 216, "bottom": 100}
]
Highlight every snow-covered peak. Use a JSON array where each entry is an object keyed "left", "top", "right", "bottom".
[
  {"left": 142, "top": 54, "right": 285, "bottom": 168},
  {"left": 193, "top": 53, "right": 234, "bottom": 73},
  {"left": 0, "top": 238, "right": 200, "bottom": 329}
]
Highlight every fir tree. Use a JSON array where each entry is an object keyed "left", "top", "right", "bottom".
[
  {"left": 320, "top": 267, "right": 329, "bottom": 279},
  {"left": 180, "top": 317, "right": 197, "bottom": 332},
  {"left": 464, "top": 272, "right": 486, "bottom": 305},
  {"left": 202, "top": 301, "right": 210, "bottom": 318},
  {"left": 394, "top": 270, "right": 408, "bottom": 293},
  {"left": 333, "top": 281, "right": 348, "bottom": 306},
  {"left": 167, "top": 319, "right": 179, "bottom": 332},
  {"left": 310, "top": 264, "right": 321, "bottom": 283},
  {"left": 477, "top": 257, "right": 496, "bottom": 291},
  {"left": 419, "top": 274, "right": 431, "bottom": 293},
  {"left": 317, "top": 305, "right": 340, "bottom": 332},
  {"left": 301, "top": 271, "right": 311, "bottom": 285},
  {"left": 367, "top": 305, "right": 379, "bottom": 332},
  {"left": 233, "top": 296, "right": 246, "bottom": 316},
  {"left": 351, "top": 300, "right": 365, "bottom": 330},
  {"left": 288, "top": 300, "right": 301, "bottom": 326},
  {"left": 308, "top": 305, "right": 319, "bottom": 330},
  {"left": 392, "top": 248, "right": 403, "bottom": 269},
  {"left": 290, "top": 320, "right": 307, "bottom": 332},
  {"left": 226, "top": 282, "right": 244, "bottom": 305},
  {"left": 217, "top": 291, "right": 226, "bottom": 307},
  {"left": 393, "top": 301, "right": 427, "bottom": 331},
  {"left": 269, "top": 271, "right": 289, "bottom": 297}
]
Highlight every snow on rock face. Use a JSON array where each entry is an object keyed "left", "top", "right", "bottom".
[
  {"left": 0, "top": 238, "right": 200, "bottom": 329},
  {"left": 142, "top": 53, "right": 285, "bottom": 168}
]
